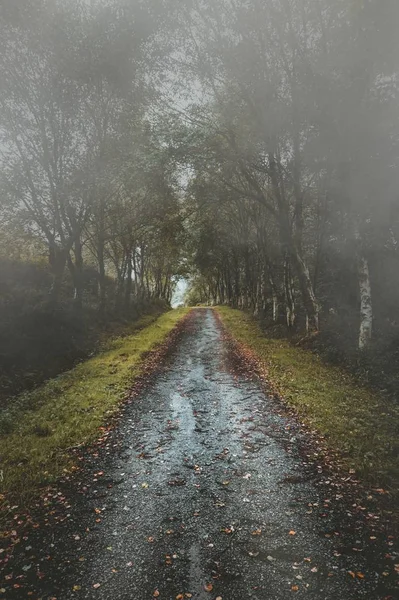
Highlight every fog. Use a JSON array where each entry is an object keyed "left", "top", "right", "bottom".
[
  {"left": 0, "top": 0, "right": 399, "bottom": 381},
  {"left": 1, "top": 2, "right": 399, "bottom": 598}
]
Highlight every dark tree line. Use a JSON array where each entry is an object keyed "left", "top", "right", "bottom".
[
  {"left": 178, "top": 0, "right": 399, "bottom": 357},
  {"left": 0, "top": 0, "right": 188, "bottom": 400},
  {"left": 0, "top": 0, "right": 185, "bottom": 314}
]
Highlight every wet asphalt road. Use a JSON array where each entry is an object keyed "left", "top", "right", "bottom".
[{"left": 4, "top": 308, "right": 396, "bottom": 599}]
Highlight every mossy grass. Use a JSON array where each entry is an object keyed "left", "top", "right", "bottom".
[
  {"left": 217, "top": 307, "right": 399, "bottom": 491},
  {"left": 0, "top": 308, "right": 189, "bottom": 510}
]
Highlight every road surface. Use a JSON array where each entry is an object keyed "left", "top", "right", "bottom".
[{"left": 3, "top": 309, "right": 395, "bottom": 599}]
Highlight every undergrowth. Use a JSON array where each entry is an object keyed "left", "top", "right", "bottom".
[
  {"left": 217, "top": 307, "right": 399, "bottom": 493},
  {"left": 0, "top": 308, "right": 189, "bottom": 511}
]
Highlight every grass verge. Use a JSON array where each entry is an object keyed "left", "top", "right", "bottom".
[
  {"left": 0, "top": 308, "right": 189, "bottom": 510},
  {"left": 217, "top": 306, "right": 399, "bottom": 492}
]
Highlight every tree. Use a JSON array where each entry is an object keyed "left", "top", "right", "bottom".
[{"left": 175, "top": 0, "right": 399, "bottom": 352}]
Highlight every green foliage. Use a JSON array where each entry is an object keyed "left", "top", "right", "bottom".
[
  {"left": 0, "top": 308, "right": 189, "bottom": 508},
  {"left": 218, "top": 307, "right": 399, "bottom": 492}
]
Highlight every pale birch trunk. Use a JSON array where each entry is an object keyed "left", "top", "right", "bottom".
[
  {"left": 291, "top": 249, "right": 319, "bottom": 332},
  {"left": 354, "top": 224, "right": 373, "bottom": 350},
  {"left": 358, "top": 254, "right": 373, "bottom": 350},
  {"left": 268, "top": 276, "right": 279, "bottom": 323},
  {"left": 284, "top": 257, "right": 296, "bottom": 328}
]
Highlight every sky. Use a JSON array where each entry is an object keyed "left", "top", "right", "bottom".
[{"left": 172, "top": 278, "right": 188, "bottom": 307}]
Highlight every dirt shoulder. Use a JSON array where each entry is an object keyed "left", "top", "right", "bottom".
[{"left": 216, "top": 306, "right": 398, "bottom": 512}]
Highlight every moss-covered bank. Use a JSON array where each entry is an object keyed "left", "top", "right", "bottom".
[{"left": 0, "top": 308, "right": 189, "bottom": 510}]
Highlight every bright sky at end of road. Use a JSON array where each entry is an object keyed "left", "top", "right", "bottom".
[{"left": 172, "top": 279, "right": 188, "bottom": 307}]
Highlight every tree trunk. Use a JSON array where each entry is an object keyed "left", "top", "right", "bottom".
[
  {"left": 98, "top": 251, "right": 106, "bottom": 314},
  {"left": 271, "top": 151, "right": 319, "bottom": 332},
  {"left": 284, "top": 256, "right": 296, "bottom": 328},
  {"left": 357, "top": 253, "right": 373, "bottom": 350},
  {"left": 72, "top": 238, "right": 84, "bottom": 309},
  {"left": 290, "top": 248, "right": 319, "bottom": 332},
  {"left": 268, "top": 275, "right": 280, "bottom": 323},
  {"left": 96, "top": 197, "right": 107, "bottom": 314},
  {"left": 97, "top": 237, "right": 106, "bottom": 314},
  {"left": 125, "top": 250, "right": 133, "bottom": 311},
  {"left": 48, "top": 243, "right": 67, "bottom": 306}
]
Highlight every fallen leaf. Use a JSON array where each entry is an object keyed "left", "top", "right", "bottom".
[
  {"left": 221, "top": 527, "right": 233, "bottom": 534},
  {"left": 289, "top": 530, "right": 296, "bottom": 536},
  {"left": 291, "top": 585, "right": 299, "bottom": 592},
  {"left": 251, "top": 529, "right": 262, "bottom": 536},
  {"left": 73, "top": 585, "right": 81, "bottom": 591},
  {"left": 153, "top": 591, "right": 160, "bottom": 598},
  {"left": 204, "top": 583, "right": 213, "bottom": 592}
]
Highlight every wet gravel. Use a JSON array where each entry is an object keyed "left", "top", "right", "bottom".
[{"left": 2, "top": 309, "right": 397, "bottom": 599}]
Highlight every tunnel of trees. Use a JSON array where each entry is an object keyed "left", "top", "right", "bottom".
[{"left": 1, "top": 0, "right": 399, "bottom": 399}]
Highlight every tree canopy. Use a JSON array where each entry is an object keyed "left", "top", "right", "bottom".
[{"left": 1, "top": 0, "right": 398, "bottom": 361}]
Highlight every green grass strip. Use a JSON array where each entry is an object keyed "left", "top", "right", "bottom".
[
  {"left": 217, "top": 306, "right": 399, "bottom": 491},
  {"left": 0, "top": 308, "right": 189, "bottom": 507}
]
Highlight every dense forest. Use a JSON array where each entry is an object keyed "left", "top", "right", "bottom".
[
  {"left": 180, "top": 0, "right": 399, "bottom": 394},
  {"left": 1, "top": 0, "right": 399, "bottom": 398},
  {"left": 0, "top": 0, "right": 186, "bottom": 398}
]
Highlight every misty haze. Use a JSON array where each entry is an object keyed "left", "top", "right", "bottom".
[{"left": 0, "top": 1, "right": 398, "bottom": 599}]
